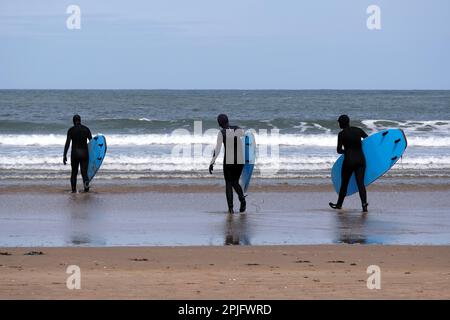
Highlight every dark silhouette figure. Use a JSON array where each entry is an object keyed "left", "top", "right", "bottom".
[
  {"left": 329, "top": 115, "right": 369, "bottom": 212},
  {"left": 64, "top": 114, "right": 92, "bottom": 193},
  {"left": 209, "top": 114, "right": 246, "bottom": 214}
]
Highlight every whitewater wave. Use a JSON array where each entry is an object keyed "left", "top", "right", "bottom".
[
  {"left": 362, "top": 120, "right": 450, "bottom": 133},
  {"left": 1, "top": 154, "right": 450, "bottom": 172},
  {"left": 1, "top": 133, "right": 450, "bottom": 147}
]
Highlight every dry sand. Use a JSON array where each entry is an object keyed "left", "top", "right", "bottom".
[{"left": 1, "top": 245, "right": 449, "bottom": 299}]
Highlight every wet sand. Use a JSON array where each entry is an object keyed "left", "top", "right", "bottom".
[
  {"left": 0, "top": 189, "right": 450, "bottom": 246},
  {"left": 1, "top": 245, "right": 449, "bottom": 299},
  {"left": 1, "top": 186, "right": 449, "bottom": 299}
]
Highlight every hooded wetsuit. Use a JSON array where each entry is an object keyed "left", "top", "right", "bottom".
[
  {"left": 64, "top": 124, "right": 92, "bottom": 192},
  {"left": 336, "top": 126, "right": 368, "bottom": 206},
  {"left": 210, "top": 126, "right": 246, "bottom": 209}
]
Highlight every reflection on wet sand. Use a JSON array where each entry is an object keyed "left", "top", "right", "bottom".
[
  {"left": 334, "top": 212, "right": 369, "bottom": 244},
  {"left": 1, "top": 191, "right": 449, "bottom": 246},
  {"left": 224, "top": 214, "right": 251, "bottom": 245},
  {"left": 66, "top": 193, "right": 106, "bottom": 246}
]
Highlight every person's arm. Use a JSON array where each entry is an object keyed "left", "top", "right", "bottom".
[
  {"left": 360, "top": 128, "right": 368, "bottom": 139},
  {"left": 337, "top": 132, "right": 345, "bottom": 154},
  {"left": 63, "top": 129, "right": 71, "bottom": 165},
  {"left": 209, "top": 131, "right": 223, "bottom": 173},
  {"left": 87, "top": 127, "right": 92, "bottom": 141}
]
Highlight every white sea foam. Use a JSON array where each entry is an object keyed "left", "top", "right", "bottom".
[
  {"left": 362, "top": 119, "right": 450, "bottom": 133},
  {"left": 1, "top": 154, "right": 450, "bottom": 172},
  {"left": 293, "top": 122, "right": 332, "bottom": 133},
  {"left": 1, "top": 133, "right": 450, "bottom": 147}
]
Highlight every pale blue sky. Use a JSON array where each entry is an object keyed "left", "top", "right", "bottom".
[{"left": 0, "top": 0, "right": 449, "bottom": 89}]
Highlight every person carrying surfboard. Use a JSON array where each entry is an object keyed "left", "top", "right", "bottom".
[
  {"left": 63, "top": 114, "right": 92, "bottom": 193},
  {"left": 329, "top": 115, "right": 369, "bottom": 213},
  {"left": 209, "top": 114, "right": 246, "bottom": 214}
]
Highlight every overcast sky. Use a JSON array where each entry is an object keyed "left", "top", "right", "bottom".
[{"left": 0, "top": 0, "right": 449, "bottom": 89}]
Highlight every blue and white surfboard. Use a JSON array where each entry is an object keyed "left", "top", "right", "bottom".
[
  {"left": 240, "top": 131, "right": 256, "bottom": 193},
  {"left": 87, "top": 134, "right": 107, "bottom": 183}
]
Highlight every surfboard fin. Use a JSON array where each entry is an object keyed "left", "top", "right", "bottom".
[
  {"left": 382, "top": 131, "right": 389, "bottom": 136},
  {"left": 394, "top": 138, "right": 401, "bottom": 143},
  {"left": 391, "top": 156, "right": 398, "bottom": 161}
]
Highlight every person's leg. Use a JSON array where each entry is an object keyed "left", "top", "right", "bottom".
[
  {"left": 232, "top": 181, "right": 245, "bottom": 201},
  {"left": 230, "top": 164, "right": 246, "bottom": 212},
  {"left": 223, "top": 165, "right": 234, "bottom": 213},
  {"left": 338, "top": 165, "right": 353, "bottom": 206},
  {"left": 70, "top": 156, "right": 79, "bottom": 193},
  {"left": 79, "top": 150, "right": 89, "bottom": 192},
  {"left": 330, "top": 164, "right": 353, "bottom": 209},
  {"left": 231, "top": 181, "right": 246, "bottom": 211},
  {"left": 80, "top": 159, "right": 89, "bottom": 192},
  {"left": 225, "top": 181, "right": 234, "bottom": 213},
  {"left": 354, "top": 165, "right": 368, "bottom": 212}
]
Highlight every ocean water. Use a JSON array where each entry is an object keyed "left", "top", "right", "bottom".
[{"left": 0, "top": 90, "right": 449, "bottom": 182}]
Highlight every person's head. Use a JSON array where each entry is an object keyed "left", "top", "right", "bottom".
[
  {"left": 217, "top": 114, "right": 229, "bottom": 129},
  {"left": 73, "top": 114, "right": 81, "bottom": 125},
  {"left": 338, "top": 114, "right": 350, "bottom": 129}
]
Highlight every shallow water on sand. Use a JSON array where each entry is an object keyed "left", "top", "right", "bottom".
[{"left": 0, "top": 191, "right": 449, "bottom": 246}]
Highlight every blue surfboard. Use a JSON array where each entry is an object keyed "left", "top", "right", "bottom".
[
  {"left": 331, "top": 129, "right": 407, "bottom": 196},
  {"left": 240, "top": 131, "right": 256, "bottom": 193},
  {"left": 87, "top": 134, "right": 107, "bottom": 183}
]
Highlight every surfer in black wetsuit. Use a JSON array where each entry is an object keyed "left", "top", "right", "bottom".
[
  {"left": 209, "top": 114, "right": 246, "bottom": 214},
  {"left": 63, "top": 115, "right": 92, "bottom": 193},
  {"left": 329, "top": 115, "right": 369, "bottom": 213}
]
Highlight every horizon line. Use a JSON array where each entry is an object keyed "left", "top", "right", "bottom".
[{"left": 1, "top": 88, "right": 450, "bottom": 91}]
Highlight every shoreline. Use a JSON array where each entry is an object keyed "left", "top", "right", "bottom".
[
  {"left": 1, "top": 245, "right": 449, "bottom": 299},
  {"left": 1, "top": 182, "right": 450, "bottom": 194}
]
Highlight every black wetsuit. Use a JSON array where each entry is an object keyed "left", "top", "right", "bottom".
[
  {"left": 64, "top": 124, "right": 92, "bottom": 192},
  {"left": 220, "top": 126, "right": 245, "bottom": 209},
  {"left": 336, "top": 126, "right": 368, "bottom": 206}
]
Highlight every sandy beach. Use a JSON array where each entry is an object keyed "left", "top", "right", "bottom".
[
  {"left": 1, "top": 0, "right": 449, "bottom": 303},
  {"left": 1, "top": 186, "right": 449, "bottom": 299},
  {"left": 1, "top": 245, "right": 449, "bottom": 299}
]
